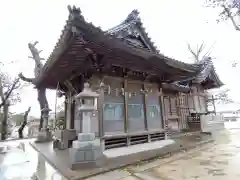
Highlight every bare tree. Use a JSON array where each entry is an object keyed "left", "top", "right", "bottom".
[
  {"left": 0, "top": 76, "right": 20, "bottom": 108},
  {"left": 214, "top": 89, "right": 234, "bottom": 104},
  {"left": 205, "top": 0, "right": 240, "bottom": 67},
  {"left": 205, "top": 0, "right": 240, "bottom": 31},
  {"left": 187, "top": 41, "right": 214, "bottom": 62},
  {"left": 18, "top": 41, "right": 49, "bottom": 131},
  {"left": 0, "top": 70, "right": 22, "bottom": 140}
]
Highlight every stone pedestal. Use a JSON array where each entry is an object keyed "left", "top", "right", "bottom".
[
  {"left": 36, "top": 104, "right": 53, "bottom": 143},
  {"left": 35, "top": 128, "right": 52, "bottom": 143},
  {"left": 0, "top": 146, "right": 7, "bottom": 154},
  {"left": 53, "top": 129, "right": 76, "bottom": 150},
  {"left": 69, "top": 133, "right": 103, "bottom": 169}
]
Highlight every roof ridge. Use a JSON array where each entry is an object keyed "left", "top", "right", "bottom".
[
  {"left": 107, "top": 9, "right": 140, "bottom": 33},
  {"left": 124, "top": 9, "right": 141, "bottom": 23},
  {"left": 106, "top": 9, "right": 160, "bottom": 53}
]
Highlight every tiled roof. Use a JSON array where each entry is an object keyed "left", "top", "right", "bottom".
[{"left": 169, "top": 57, "right": 224, "bottom": 90}]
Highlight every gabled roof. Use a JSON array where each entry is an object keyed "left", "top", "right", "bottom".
[
  {"left": 166, "top": 57, "right": 224, "bottom": 91},
  {"left": 106, "top": 10, "right": 159, "bottom": 53},
  {"left": 33, "top": 6, "right": 204, "bottom": 89},
  {"left": 193, "top": 57, "right": 224, "bottom": 88}
]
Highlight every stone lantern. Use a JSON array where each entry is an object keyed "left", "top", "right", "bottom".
[
  {"left": 42, "top": 104, "right": 52, "bottom": 130},
  {"left": 75, "top": 82, "right": 99, "bottom": 133},
  {"left": 69, "top": 82, "right": 104, "bottom": 169}
]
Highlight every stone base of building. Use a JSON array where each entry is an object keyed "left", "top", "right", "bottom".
[
  {"left": 30, "top": 139, "right": 175, "bottom": 180},
  {"left": 29, "top": 131, "right": 214, "bottom": 179}
]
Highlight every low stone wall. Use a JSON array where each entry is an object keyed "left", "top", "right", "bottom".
[{"left": 200, "top": 115, "right": 225, "bottom": 133}]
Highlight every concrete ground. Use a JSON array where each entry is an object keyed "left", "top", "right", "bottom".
[
  {"left": 0, "top": 138, "right": 65, "bottom": 180},
  {"left": 0, "top": 127, "right": 239, "bottom": 179}
]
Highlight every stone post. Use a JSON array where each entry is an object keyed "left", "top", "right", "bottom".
[
  {"left": 69, "top": 82, "right": 104, "bottom": 170},
  {"left": 35, "top": 104, "right": 53, "bottom": 143}
]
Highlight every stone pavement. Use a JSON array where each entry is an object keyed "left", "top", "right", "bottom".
[{"left": 86, "top": 129, "right": 240, "bottom": 180}]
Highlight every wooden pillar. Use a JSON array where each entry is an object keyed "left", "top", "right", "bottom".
[
  {"left": 96, "top": 81, "right": 105, "bottom": 151},
  {"left": 190, "top": 90, "right": 195, "bottom": 112},
  {"left": 212, "top": 95, "right": 216, "bottom": 115},
  {"left": 70, "top": 99, "right": 75, "bottom": 129},
  {"left": 65, "top": 92, "right": 72, "bottom": 129},
  {"left": 197, "top": 87, "right": 201, "bottom": 112},
  {"left": 98, "top": 83, "right": 105, "bottom": 138},
  {"left": 123, "top": 79, "right": 128, "bottom": 133},
  {"left": 176, "top": 92, "right": 182, "bottom": 130},
  {"left": 63, "top": 95, "right": 68, "bottom": 129},
  {"left": 158, "top": 86, "right": 167, "bottom": 138},
  {"left": 204, "top": 92, "right": 208, "bottom": 113},
  {"left": 143, "top": 83, "right": 148, "bottom": 131}
]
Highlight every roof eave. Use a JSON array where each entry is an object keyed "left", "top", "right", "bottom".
[{"left": 35, "top": 23, "right": 75, "bottom": 88}]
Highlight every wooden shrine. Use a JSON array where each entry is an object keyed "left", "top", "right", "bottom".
[{"left": 28, "top": 6, "right": 223, "bottom": 150}]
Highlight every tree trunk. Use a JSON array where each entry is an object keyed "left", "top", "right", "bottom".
[
  {"left": 1, "top": 103, "right": 8, "bottom": 140},
  {"left": 18, "top": 107, "right": 31, "bottom": 139},
  {"left": 18, "top": 121, "right": 27, "bottom": 139},
  {"left": 37, "top": 88, "right": 48, "bottom": 131}
]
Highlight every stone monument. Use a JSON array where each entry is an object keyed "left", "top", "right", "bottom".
[
  {"left": 35, "top": 104, "right": 53, "bottom": 142},
  {"left": 69, "top": 82, "right": 104, "bottom": 169}
]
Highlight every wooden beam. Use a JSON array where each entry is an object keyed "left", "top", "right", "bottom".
[{"left": 64, "top": 80, "right": 77, "bottom": 93}]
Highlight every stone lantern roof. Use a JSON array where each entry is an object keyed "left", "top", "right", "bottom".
[
  {"left": 75, "top": 83, "right": 99, "bottom": 99},
  {"left": 41, "top": 104, "right": 52, "bottom": 113}
]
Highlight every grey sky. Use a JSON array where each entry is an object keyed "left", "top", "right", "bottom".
[{"left": 0, "top": 0, "right": 239, "bottom": 116}]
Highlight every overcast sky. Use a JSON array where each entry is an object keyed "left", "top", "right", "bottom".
[{"left": 1, "top": 0, "right": 240, "bottom": 116}]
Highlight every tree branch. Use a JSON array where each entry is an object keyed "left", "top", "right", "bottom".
[
  {"left": 187, "top": 43, "right": 199, "bottom": 62},
  {"left": 18, "top": 73, "right": 35, "bottom": 83},
  {"left": 0, "top": 78, "right": 20, "bottom": 108},
  {"left": 187, "top": 43, "right": 206, "bottom": 62},
  {"left": 222, "top": 5, "right": 240, "bottom": 31}
]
